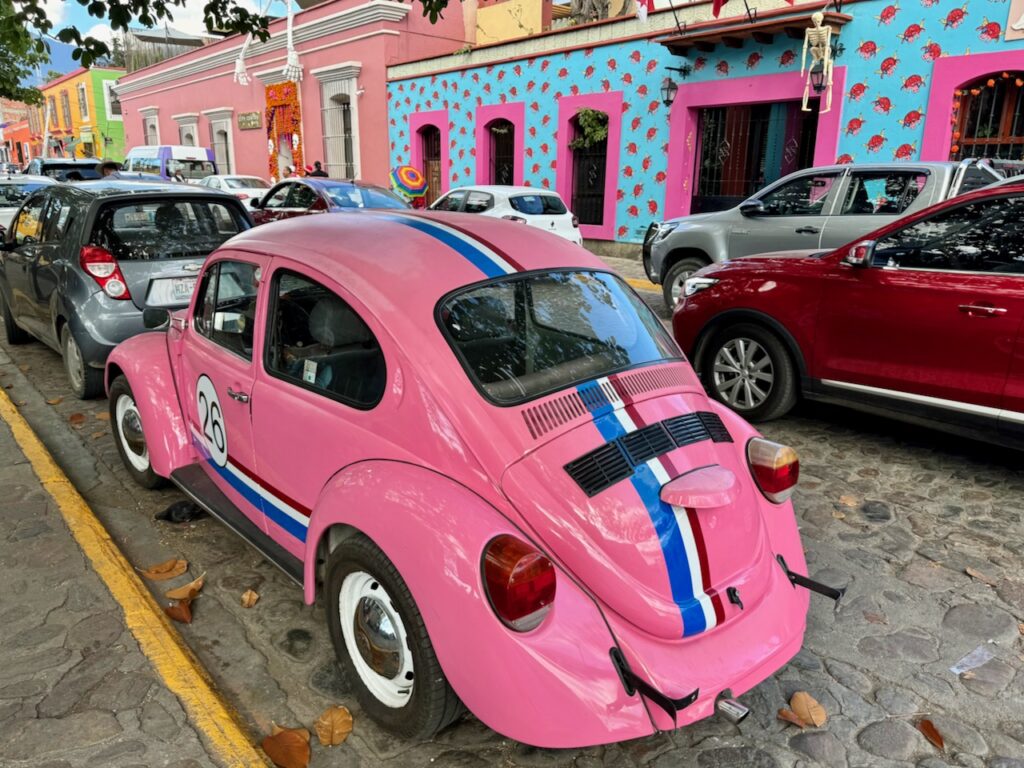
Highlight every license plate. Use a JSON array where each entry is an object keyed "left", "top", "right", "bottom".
[{"left": 147, "top": 276, "right": 197, "bottom": 307}]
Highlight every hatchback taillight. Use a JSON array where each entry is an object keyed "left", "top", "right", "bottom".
[
  {"left": 571, "top": 215, "right": 579, "bottom": 228},
  {"left": 482, "top": 535, "right": 556, "bottom": 631},
  {"left": 747, "top": 438, "right": 799, "bottom": 503},
  {"left": 80, "top": 246, "right": 131, "bottom": 300},
  {"left": 501, "top": 214, "right": 527, "bottom": 224}
]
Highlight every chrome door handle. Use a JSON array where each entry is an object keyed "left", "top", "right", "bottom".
[
  {"left": 795, "top": 226, "right": 820, "bottom": 234},
  {"left": 227, "top": 387, "right": 250, "bottom": 403},
  {"left": 958, "top": 304, "right": 1007, "bottom": 316}
]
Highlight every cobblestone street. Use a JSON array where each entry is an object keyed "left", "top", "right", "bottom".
[{"left": 1, "top": 281, "right": 1023, "bottom": 767}]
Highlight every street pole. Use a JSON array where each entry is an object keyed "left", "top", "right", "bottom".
[{"left": 42, "top": 97, "right": 52, "bottom": 158}]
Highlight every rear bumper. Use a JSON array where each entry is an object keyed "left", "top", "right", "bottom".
[
  {"left": 70, "top": 292, "right": 147, "bottom": 368},
  {"left": 642, "top": 223, "right": 660, "bottom": 283}
]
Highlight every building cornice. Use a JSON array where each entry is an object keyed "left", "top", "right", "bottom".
[
  {"left": 138, "top": 106, "right": 159, "bottom": 117},
  {"left": 201, "top": 107, "right": 235, "bottom": 122},
  {"left": 311, "top": 61, "right": 362, "bottom": 83},
  {"left": 171, "top": 112, "right": 200, "bottom": 123},
  {"left": 254, "top": 68, "right": 293, "bottom": 86}
]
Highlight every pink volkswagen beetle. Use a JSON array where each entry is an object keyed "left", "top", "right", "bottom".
[{"left": 105, "top": 212, "right": 840, "bottom": 747}]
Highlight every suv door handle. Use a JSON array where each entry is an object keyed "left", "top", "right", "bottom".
[
  {"left": 795, "top": 226, "right": 820, "bottom": 234},
  {"left": 959, "top": 304, "right": 1007, "bottom": 317},
  {"left": 226, "top": 387, "right": 250, "bottom": 403}
]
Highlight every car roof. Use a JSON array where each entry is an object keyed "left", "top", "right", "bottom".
[
  {"left": 300, "top": 177, "right": 388, "bottom": 190},
  {"left": 0, "top": 174, "right": 56, "bottom": 184},
  {"left": 62, "top": 179, "right": 228, "bottom": 198},
  {"left": 37, "top": 158, "right": 101, "bottom": 166},
  {"left": 450, "top": 185, "right": 563, "bottom": 197}
]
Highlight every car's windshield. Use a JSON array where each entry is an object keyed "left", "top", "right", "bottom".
[
  {"left": 89, "top": 198, "right": 247, "bottom": 261},
  {"left": 167, "top": 160, "right": 216, "bottom": 180},
  {"left": 0, "top": 182, "right": 50, "bottom": 206},
  {"left": 321, "top": 184, "right": 408, "bottom": 210},
  {"left": 225, "top": 177, "right": 269, "bottom": 189},
  {"left": 439, "top": 270, "right": 681, "bottom": 404}
]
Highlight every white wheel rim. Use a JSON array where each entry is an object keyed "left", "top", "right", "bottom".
[
  {"left": 64, "top": 332, "right": 84, "bottom": 392},
  {"left": 115, "top": 393, "right": 150, "bottom": 472},
  {"left": 339, "top": 570, "right": 414, "bottom": 708}
]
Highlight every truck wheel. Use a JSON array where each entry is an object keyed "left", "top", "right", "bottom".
[
  {"left": 702, "top": 323, "right": 797, "bottom": 422},
  {"left": 662, "top": 257, "right": 709, "bottom": 310},
  {"left": 1, "top": 293, "right": 30, "bottom": 344},
  {"left": 109, "top": 375, "right": 167, "bottom": 489},
  {"left": 62, "top": 326, "right": 104, "bottom": 400},
  {"left": 326, "top": 535, "right": 463, "bottom": 739}
]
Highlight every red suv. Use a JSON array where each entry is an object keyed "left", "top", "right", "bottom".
[{"left": 673, "top": 183, "right": 1024, "bottom": 448}]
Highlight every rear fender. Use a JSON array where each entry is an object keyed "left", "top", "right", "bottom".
[
  {"left": 105, "top": 333, "right": 193, "bottom": 478},
  {"left": 304, "top": 461, "right": 652, "bottom": 748}
]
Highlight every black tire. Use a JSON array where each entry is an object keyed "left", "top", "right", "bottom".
[
  {"left": 1, "top": 292, "right": 30, "bottom": 344},
  {"left": 325, "top": 534, "right": 462, "bottom": 739},
  {"left": 109, "top": 375, "right": 167, "bottom": 489},
  {"left": 662, "top": 256, "right": 709, "bottom": 310},
  {"left": 701, "top": 322, "right": 797, "bottom": 422},
  {"left": 61, "top": 326, "right": 104, "bottom": 400}
]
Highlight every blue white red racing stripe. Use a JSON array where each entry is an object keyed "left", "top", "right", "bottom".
[
  {"left": 377, "top": 213, "right": 522, "bottom": 277},
  {"left": 576, "top": 377, "right": 720, "bottom": 637},
  {"left": 190, "top": 426, "right": 310, "bottom": 543}
]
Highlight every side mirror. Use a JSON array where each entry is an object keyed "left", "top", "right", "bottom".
[
  {"left": 142, "top": 308, "right": 170, "bottom": 330},
  {"left": 844, "top": 239, "right": 875, "bottom": 268},
  {"left": 249, "top": 197, "right": 262, "bottom": 210},
  {"left": 739, "top": 200, "right": 766, "bottom": 217}
]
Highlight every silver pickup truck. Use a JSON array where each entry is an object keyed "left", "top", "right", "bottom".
[{"left": 644, "top": 159, "right": 1004, "bottom": 309}]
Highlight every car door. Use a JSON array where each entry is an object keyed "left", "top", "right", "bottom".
[
  {"left": 249, "top": 264, "right": 391, "bottom": 560},
  {"left": 817, "top": 169, "right": 930, "bottom": 249},
  {"left": 4, "top": 191, "right": 50, "bottom": 332},
  {"left": 254, "top": 183, "right": 294, "bottom": 225},
  {"left": 179, "top": 254, "right": 270, "bottom": 532},
  {"left": 430, "top": 189, "right": 467, "bottom": 212},
  {"left": 729, "top": 170, "right": 844, "bottom": 257},
  {"left": 815, "top": 192, "right": 1024, "bottom": 429},
  {"left": 23, "top": 193, "right": 73, "bottom": 345},
  {"left": 283, "top": 183, "right": 320, "bottom": 219}
]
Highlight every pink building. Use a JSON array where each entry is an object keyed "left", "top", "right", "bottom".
[{"left": 115, "top": 0, "right": 470, "bottom": 185}]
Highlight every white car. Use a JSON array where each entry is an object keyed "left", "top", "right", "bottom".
[
  {"left": 197, "top": 174, "right": 272, "bottom": 201},
  {"left": 0, "top": 175, "right": 56, "bottom": 232},
  {"left": 430, "top": 185, "right": 582, "bottom": 244}
]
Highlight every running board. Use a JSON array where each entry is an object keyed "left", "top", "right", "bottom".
[{"left": 170, "top": 464, "right": 304, "bottom": 587}]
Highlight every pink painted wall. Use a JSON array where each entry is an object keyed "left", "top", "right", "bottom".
[
  {"left": 475, "top": 102, "right": 525, "bottom": 185},
  {"left": 664, "top": 67, "right": 847, "bottom": 219},
  {"left": 117, "top": 0, "right": 468, "bottom": 186}
]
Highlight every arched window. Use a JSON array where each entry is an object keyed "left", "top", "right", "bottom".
[
  {"left": 570, "top": 109, "right": 608, "bottom": 226},
  {"left": 419, "top": 125, "right": 442, "bottom": 206},
  {"left": 952, "top": 73, "right": 1024, "bottom": 160},
  {"left": 486, "top": 118, "right": 515, "bottom": 185}
]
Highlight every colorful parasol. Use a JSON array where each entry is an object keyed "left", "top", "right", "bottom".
[{"left": 389, "top": 165, "right": 428, "bottom": 198}]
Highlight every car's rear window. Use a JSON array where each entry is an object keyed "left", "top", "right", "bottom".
[
  {"left": 225, "top": 177, "right": 270, "bottom": 189},
  {"left": 0, "top": 182, "right": 50, "bottom": 207},
  {"left": 89, "top": 198, "right": 247, "bottom": 261},
  {"left": 42, "top": 164, "right": 101, "bottom": 181},
  {"left": 509, "top": 194, "right": 568, "bottom": 215},
  {"left": 439, "top": 270, "right": 680, "bottom": 404}
]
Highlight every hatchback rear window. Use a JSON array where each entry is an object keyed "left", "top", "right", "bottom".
[
  {"left": 89, "top": 199, "right": 247, "bottom": 261},
  {"left": 439, "top": 271, "right": 680, "bottom": 404},
  {"left": 509, "top": 194, "right": 567, "bottom": 215}
]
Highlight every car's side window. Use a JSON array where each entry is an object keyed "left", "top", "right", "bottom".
[
  {"left": 839, "top": 172, "right": 928, "bottom": 216},
  {"left": 208, "top": 178, "right": 221, "bottom": 189},
  {"left": 265, "top": 270, "right": 386, "bottom": 408},
  {"left": 758, "top": 173, "right": 840, "bottom": 217},
  {"left": 463, "top": 191, "right": 494, "bottom": 213},
  {"left": 286, "top": 184, "right": 318, "bottom": 210},
  {"left": 12, "top": 194, "right": 48, "bottom": 246},
  {"left": 192, "top": 260, "right": 261, "bottom": 360},
  {"left": 263, "top": 185, "right": 292, "bottom": 209},
  {"left": 874, "top": 195, "right": 1024, "bottom": 273},
  {"left": 435, "top": 190, "right": 466, "bottom": 212},
  {"left": 40, "top": 197, "right": 72, "bottom": 243}
]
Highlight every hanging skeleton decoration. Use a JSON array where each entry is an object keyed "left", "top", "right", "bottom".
[
  {"left": 801, "top": 12, "right": 835, "bottom": 114},
  {"left": 233, "top": 0, "right": 303, "bottom": 86}
]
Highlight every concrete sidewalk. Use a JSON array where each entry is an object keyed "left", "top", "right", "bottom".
[{"left": 0, "top": 408, "right": 217, "bottom": 767}]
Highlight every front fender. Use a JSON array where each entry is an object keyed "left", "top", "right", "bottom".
[
  {"left": 653, "top": 225, "right": 727, "bottom": 279},
  {"left": 304, "top": 461, "right": 653, "bottom": 748},
  {"left": 105, "top": 333, "right": 193, "bottom": 478}
]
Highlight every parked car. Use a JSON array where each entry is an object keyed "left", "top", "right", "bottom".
[
  {"left": 646, "top": 158, "right": 1004, "bottom": 309},
  {"left": 249, "top": 178, "right": 408, "bottom": 225},
  {"left": 105, "top": 211, "right": 838, "bottom": 747},
  {"left": 0, "top": 179, "right": 251, "bottom": 398},
  {"left": 672, "top": 182, "right": 1024, "bottom": 448},
  {"left": 429, "top": 185, "right": 582, "bottom": 245},
  {"left": 0, "top": 174, "right": 56, "bottom": 231},
  {"left": 123, "top": 145, "right": 217, "bottom": 182},
  {"left": 0, "top": 162, "right": 22, "bottom": 175},
  {"left": 197, "top": 174, "right": 271, "bottom": 201},
  {"left": 22, "top": 157, "right": 104, "bottom": 181}
]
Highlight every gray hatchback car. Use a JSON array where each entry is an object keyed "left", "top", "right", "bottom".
[{"left": 0, "top": 180, "right": 251, "bottom": 398}]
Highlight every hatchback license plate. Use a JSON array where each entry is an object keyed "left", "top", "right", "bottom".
[{"left": 148, "top": 276, "right": 197, "bottom": 306}]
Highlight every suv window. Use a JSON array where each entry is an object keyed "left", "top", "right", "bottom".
[
  {"left": 758, "top": 173, "right": 840, "bottom": 216},
  {"left": 12, "top": 194, "right": 47, "bottom": 245},
  {"left": 464, "top": 191, "right": 494, "bottom": 213},
  {"left": 265, "top": 270, "right": 386, "bottom": 408},
  {"left": 839, "top": 172, "right": 928, "bottom": 216},
  {"left": 509, "top": 194, "right": 568, "bottom": 215},
  {"left": 90, "top": 199, "right": 247, "bottom": 260},
  {"left": 193, "top": 260, "right": 260, "bottom": 360},
  {"left": 874, "top": 195, "right": 1024, "bottom": 273}
]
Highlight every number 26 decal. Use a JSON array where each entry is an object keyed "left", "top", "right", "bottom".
[{"left": 196, "top": 375, "right": 228, "bottom": 467}]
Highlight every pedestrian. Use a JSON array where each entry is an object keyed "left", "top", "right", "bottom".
[
  {"left": 304, "top": 164, "right": 314, "bottom": 177},
  {"left": 284, "top": 165, "right": 297, "bottom": 178},
  {"left": 309, "top": 161, "right": 328, "bottom": 178},
  {"left": 95, "top": 160, "right": 122, "bottom": 177},
  {"left": 172, "top": 169, "right": 186, "bottom": 183}
]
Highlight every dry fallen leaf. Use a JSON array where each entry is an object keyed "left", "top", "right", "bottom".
[
  {"left": 91, "top": 431, "right": 105, "bottom": 440},
  {"left": 838, "top": 494, "right": 858, "bottom": 508},
  {"left": 46, "top": 397, "right": 63, "bottom": 405},
  {"left": 777, "top": 708, "right": 808, "bottom": 729},
  {"left": 95, "top": 412, "right": 111, "bottom": 421},
  {"left": 139, "top": 558, "right": 188, "bottom": 581},
  {"left": 241, "top": 589, "right": 260, "bottom": 608},
  {"left": 17, "top": 364, "right": 29, "bottom": 372},
  {"left": 68, "top": 412, "right": 86, "bottom": 426},
  {"left": 917, "top": 718, "right": 945, "bottom": 752},
  {"left": 164, "top": 599, "right": 193, "bottom": 624},
  {"left": 863, "top": 611, "right": 888, "bottom": 625},
  {"left": 315, "top": 705, "right": 353, "bottom": 746},
  {"left": 960, "top": 670, "right": 976, "bottom": 680},
  {"left": 1018, "top": 622, "right": 1024, "bottom": 637},
  {"left": 831, "top": 510, "right": 846, "bottom": 520},
  {"left": 165, "top": 573, "right": 205, "bottom": 601},
  {"left": 790, "top": 691, "right": 827, "bottom": 727},
  {"left": 270, "top": 723, "right": 310, "bottom": 742},
  {"left": 964, "top": 567, "right": 998, "bottom": 587},
  {"left": 262, "top": 725, "right": 311, "bottom": 768}
]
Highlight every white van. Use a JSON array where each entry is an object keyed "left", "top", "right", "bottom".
[{"left": 123, "top": 145, "right": 217, "bottom": 182}]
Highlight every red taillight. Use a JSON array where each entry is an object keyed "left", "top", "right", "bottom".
[
  {"left": 80, "top": 246, "right": 131, "bottom": 300},
  {"left": 482, "top": 535, "right": 556, "bottom": 631},
  {"left": 501, "top": 214, "right": 527, "bottom": 224},
  {"left": 747, "top": 438, "right": 799, "bottom": 503},
  {"left": 571, "top": 215, "right": 579, "bottom": 228}
]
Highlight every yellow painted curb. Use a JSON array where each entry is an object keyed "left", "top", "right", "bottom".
[
  {"left": 625, "top": 277, "right": 660, "bottom": 293},
  {"left": 0, "top": 389, "right": 267, "bottom": 768}
]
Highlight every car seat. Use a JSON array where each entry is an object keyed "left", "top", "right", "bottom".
[
  {"left": 848, "top": 182, "right": 874, "bottom": 214},
  {"left": 445, "top": 295, "right": 523, "bottom": 383},
  {"left": 306, "top": 295, "right": 385, "bottom": 403}
]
